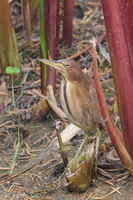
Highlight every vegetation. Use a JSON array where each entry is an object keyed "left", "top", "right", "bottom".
[{"left": 0, "top": 0, "right": 20, "bottom": 73}]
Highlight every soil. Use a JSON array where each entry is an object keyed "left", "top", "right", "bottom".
[{"left": 0, "top": 122, "right": 133, "bottom": 200}]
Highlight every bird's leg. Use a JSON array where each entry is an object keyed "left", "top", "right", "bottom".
[
  {"left": 75, "top": 131, "right": 89, "bottom": 159},
  {"left": 70, "top": 131, "right": 89, "bottom": 173},
  {"left": 95, "top": 128, "right": 101, "bottom": 174}
]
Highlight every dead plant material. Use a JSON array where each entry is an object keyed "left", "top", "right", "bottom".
[
  {"left": 97, "top": 167, "right": 113, "bottom": 179},
  {"left": 0, "top": 123, "right": 80, "bottom": 184},
  {"left": 32, "top": 89, "right": 68, "bottom": 125},
  {"left": 68, "top": 33, "right": 106, "bottom": 60},
  {"left": 65, "top": 143, "right": 95, "bottom": 192},
  {"left": 92, "top": 186, "right": 122, "bottom": 199},
  {"left": 31, "top": 98, "right": 48, "bottom": 120},
  {"left": 0, "top": 121, "right": 13, "bottom": 127}
]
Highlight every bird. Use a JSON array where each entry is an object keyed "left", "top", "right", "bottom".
[{"left": 39, "top": 58, "right": 103, "bottom": 171}]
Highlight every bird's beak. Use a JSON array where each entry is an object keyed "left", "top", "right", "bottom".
[{"left": 39, "top": 59, "right": 65, "bottom": 71}]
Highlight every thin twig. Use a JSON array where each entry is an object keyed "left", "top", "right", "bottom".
[{"left": 68, "top": 33, "right": 106, "bottom": 60}]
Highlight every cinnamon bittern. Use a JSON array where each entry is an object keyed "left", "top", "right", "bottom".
[{"left": 39, "top": 59, "right": 102, "bottom": 171}]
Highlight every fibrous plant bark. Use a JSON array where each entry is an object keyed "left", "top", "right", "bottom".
[{"left": 0, "top": 0, "right": 20, "bottom": 74}]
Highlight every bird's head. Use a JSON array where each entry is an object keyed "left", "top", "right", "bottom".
[{"left": 39, "top": 59, "right": 82, "bottom": 81}]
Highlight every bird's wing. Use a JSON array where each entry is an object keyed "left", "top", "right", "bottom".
[{"left": 83, "top": 74, "right": 103, "bottom": 124}]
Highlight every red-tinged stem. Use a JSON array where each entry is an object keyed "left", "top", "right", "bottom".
[
  {"left": 92, "top": 45, "right": 133, "bottom": 175},
  {"left": 63, "top": 0, "right": 73, "bottom": 47},
  {"left": 119, "top": 1, "right": 133, "bottom": 65},
  {"left": 44, "top": 0, "right": 60, "bottom": 91},
  {"left": 101, "top": 0, "right": 133, "bottom": 159},
  {"left": 55, "top": 0, "right": 60, "bottom": 59}
]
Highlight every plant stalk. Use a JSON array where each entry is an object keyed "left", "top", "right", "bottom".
[
  {"left": 91, "top": 42, "right": 133, "bottom": 175},
  {"left": 11, "top": 75, "right": 15, "bottom": 108},
  {"left": 101, "top": 0, "right": 133, "bottom": 159}
]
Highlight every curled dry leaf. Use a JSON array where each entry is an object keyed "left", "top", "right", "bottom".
[
  {"left": 99, "top": 143, "right": 110, "bottom": 153},
  {"left": 106, "top": 149, "right": 120, "bottom": 162},
  {"left": 31, "top": 98, "right": 48, "bottom": 120},
  {"left": 97, "top": 167, "right": 113, "bottom": 179}
]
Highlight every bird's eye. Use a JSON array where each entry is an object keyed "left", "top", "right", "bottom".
[{"left": 65, "top": 63, "right": 69, "bottom": 68}]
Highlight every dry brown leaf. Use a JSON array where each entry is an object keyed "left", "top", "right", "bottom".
[
  {"left": 31, "top": 98, "right": 48, "bottom": 119},
  {"left": 107, "top": 149, "right": 120, "bottom": 162},
  {"left": 92, "top": 186, "right": 122, "bottom": 199},
  {"left": 97, "top": 167, "right": 113, "bottom": 179}
]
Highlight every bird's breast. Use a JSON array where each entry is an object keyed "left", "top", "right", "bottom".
[{"left": 60, "top": 79, "right": 97, "bottom": 131}]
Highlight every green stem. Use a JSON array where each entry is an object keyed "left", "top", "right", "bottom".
[
  {"left": 11, "top": 75, "right": 15, "bottom": 107},
  {"left": 10, "top": 112, "right": 21, "bottom": 172},
  {"left": 75, "top": 131, "right": 88, "bottom": 158},
  {"left": 70, "top": 132, "right": 88, "bottom": 173},
  {"left": 95, "top": 128, "right": 101, "bottom": 173},
  {"left": 57, "top": 129, "right": 68, "bottom": 168},
  {"left": 17, "top": 112, "right": 21, "bottom": 143}
]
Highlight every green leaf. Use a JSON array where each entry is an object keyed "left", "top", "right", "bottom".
[{"left": 6, "top": 66, "right": 20, "bottom": 75}]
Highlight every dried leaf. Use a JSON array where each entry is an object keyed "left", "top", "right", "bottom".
[{"left": 31, "top": 98, "right": 48, "bottom": 119}]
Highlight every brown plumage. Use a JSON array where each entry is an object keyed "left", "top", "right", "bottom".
[
  {"left": 39, "top": 58, "right": 102, "bottom": 170},
  {"left": 59, "top": 59, "right": 102, "bottom": 131}
]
